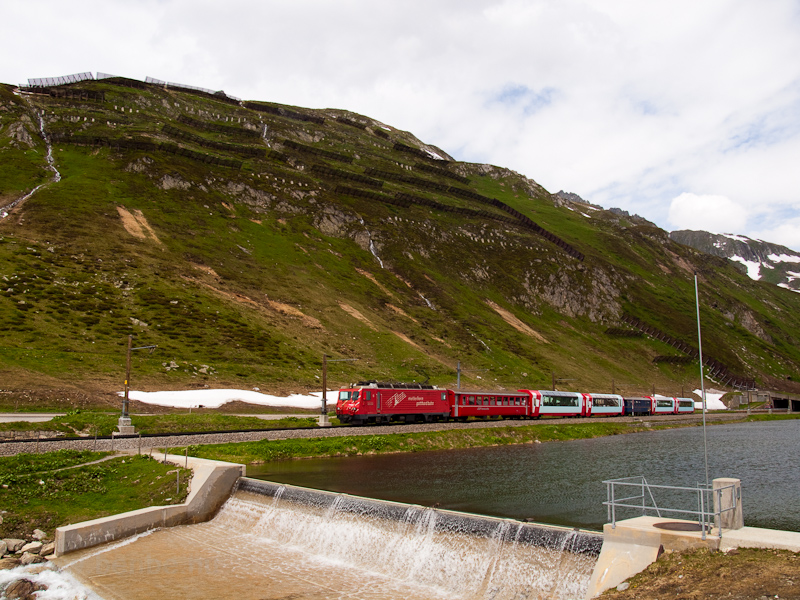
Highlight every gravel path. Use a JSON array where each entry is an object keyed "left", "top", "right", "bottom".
[{"left": 0, "top": 413, "right": 744, "bottom": 457}]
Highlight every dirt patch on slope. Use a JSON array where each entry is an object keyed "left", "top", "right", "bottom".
[
  {"left": 339, "top": 303, "right": 377, "bottom": 330},
  {"left": 267, "top": 300, "right": 323, "bottom": 329},
  {"left": 117, "top": 206, "right": 163, "bottom": 246},
  {"left": 486, "top": 300, "right": 547, "bottom": 343},
  {"left": 387, "top": 303, "right": 418, "bottom": 323}
]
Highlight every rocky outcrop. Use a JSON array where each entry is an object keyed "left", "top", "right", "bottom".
[{"left": 5, "top": 117, "right": 36, "bottom": 148}]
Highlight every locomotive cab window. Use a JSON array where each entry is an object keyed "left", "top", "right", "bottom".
[{"left": 339, "top": 391, "right": 351, "bottom": 401}]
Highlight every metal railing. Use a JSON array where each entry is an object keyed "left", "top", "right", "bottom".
[{"left": 603, "top": 476, "right": 738, "bottom": 540}]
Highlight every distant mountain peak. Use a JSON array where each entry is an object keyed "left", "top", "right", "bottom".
[{"left": 670, "top": 230, "right": 800, "bottom": 292}]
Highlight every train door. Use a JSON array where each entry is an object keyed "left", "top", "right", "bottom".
[
  {"left": 376, "top": 391, "right": 381, "bottom": 415},
  {"left": 582, "top": 393, "right": 592, "bottom": 417}
]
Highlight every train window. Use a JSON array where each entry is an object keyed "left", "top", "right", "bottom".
[
  {"left": 542, "top": 394, "right": 579, "bottom": 407},
  {"left": 364, "top": 391, "right": 371, "bottom": 401},
  {"left": 679, "top": 400, "right": 694, "bottom": 408},
  {"left": 656, "top": 399, "right": 672, "bottom": 408},
  {"left": 469, "top": 396, "right": 475, "bottom": 405},
  {"left": 339, "top": 391, "right": 351, "bottom": 401},
  {"left": 593, "top": 396, "right": 621, "bottom": 407},
  {"left": 441, "top": 393, "right": 446, "bottom": 401},
  {"left": 352, "top": 391, "right": 360, "bottom": 401}
]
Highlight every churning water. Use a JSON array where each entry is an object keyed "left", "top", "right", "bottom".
[{"left": 60, "top": 480, "right": 601, "bottom": 600}]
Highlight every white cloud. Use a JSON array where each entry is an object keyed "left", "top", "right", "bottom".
[
  {"left": 667, "top": 193, "right": 749, "bottom": 233},
  {"left": 2, "top": 0, "right": 800, "bottom": 250}
]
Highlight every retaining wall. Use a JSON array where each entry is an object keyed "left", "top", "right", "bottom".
[{"left": 54, "top": 455, "right": 244, "bottom": 557}]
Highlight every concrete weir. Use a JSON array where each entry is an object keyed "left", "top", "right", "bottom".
[
  {"left": 55, "top": 471, "right": 603, "bottom": 600},
  {"left": 53, "top": 463, "right": 800, "bottom": 599}
]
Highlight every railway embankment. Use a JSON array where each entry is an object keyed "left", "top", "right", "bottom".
[{"left": 0, "top": 412, "right": 744, "bottom": 457}]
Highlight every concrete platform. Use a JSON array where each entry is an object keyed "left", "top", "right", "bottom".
[
  {"left": 54, "top": 454, "right": 245, "bottom": 557},
  {"left": 585, "top": 516, "right": 800, "bottom": 598}
]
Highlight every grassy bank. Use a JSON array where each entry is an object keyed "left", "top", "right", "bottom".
[
  {"left": 0, "top": 411, "right": 321, "bottom": 437},
  {"left": 0, "top": 449, "right": 190, "bottom": 539},
  {"left": 186, "top": 413, "right": 800, "bottom": 464},
  {"left": 186, "top": 420, "right": 671, "bottom": 464},
  {"left": 604, "top": 547, "right": 799, "bottom": 599}
]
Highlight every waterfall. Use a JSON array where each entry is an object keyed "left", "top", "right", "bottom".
[
  {"left": 1, "top": 101, "right": 61, "bottom": 219},
  {"left": 60, "top": 478, "right": 601, "bottom": 599},
  {"left": 223, "top": 479, "right": 602, "bottom": 599},
  {"left": 359, "top": 216, "right": 385, "bottom": 268}
]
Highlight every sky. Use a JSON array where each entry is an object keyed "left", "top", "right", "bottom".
[{"left": 2, "top": 0, "right": 800, "bottom": 250}]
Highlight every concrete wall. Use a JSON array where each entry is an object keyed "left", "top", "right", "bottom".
[{"left": 55, "top": 455, "right": 244, "bottom": 557}]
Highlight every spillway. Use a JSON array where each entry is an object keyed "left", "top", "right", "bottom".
[{"left": 60, "top": 478, "right": 602, "bottom": 600}]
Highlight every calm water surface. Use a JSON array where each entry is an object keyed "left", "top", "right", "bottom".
[{"left": 248, "top": 420, "right": 800, "bottom": 532}]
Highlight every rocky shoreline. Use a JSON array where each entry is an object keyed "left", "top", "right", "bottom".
[{"left": 1, "top": 525, "right": 57, "bottom": 600}]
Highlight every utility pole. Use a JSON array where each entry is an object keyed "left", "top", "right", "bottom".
[
  {"left": 320, "top": 354, "right": 358, "bottom": 427},
  {"left": 119, "top": 335, "right": 156, "bottom": 436},
  {"left": 550, "top": 372, "right": 576, "bottom": 391},
  {"left": 456, "top": 361, "right": 488, "bottom": 390}
]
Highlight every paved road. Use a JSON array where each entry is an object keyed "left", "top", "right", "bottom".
[{"left": 0, "top": 412, "right": 66, "bottom": 423}]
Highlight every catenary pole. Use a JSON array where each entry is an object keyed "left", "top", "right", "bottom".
[{"left": 695, "top": 273, "right": 710, "bottom": 489}]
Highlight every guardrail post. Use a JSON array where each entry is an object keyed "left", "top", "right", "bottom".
[{"left": 713, "top": 478, "right": 743, "bottom": 531}]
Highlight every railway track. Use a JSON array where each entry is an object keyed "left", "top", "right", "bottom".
[{"left": 0, "top": 412, "right": 746, "bottom": 457}]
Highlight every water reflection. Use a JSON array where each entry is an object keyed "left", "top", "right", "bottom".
[{"left": 249, "top": 420, "right": 800, "bottom": 531}]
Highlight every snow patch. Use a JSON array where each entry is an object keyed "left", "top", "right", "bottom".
[
  {"left": 767, "top": 253, "right": 800, "bottom": 263},
  {"left": 693, "top": 389, "right": 728, "bottom": 411},
  {"left": 425, "top": 149, "right": 445, "bottom": 161},
  {"left": 721, "top": 233, "right": 751, "bottom": 243},
  {"left": 120, "top": 389, "right": 326, "bottom": 409},
  {"left": 729, "top": 256, "right": 761, "bottom": 280}
]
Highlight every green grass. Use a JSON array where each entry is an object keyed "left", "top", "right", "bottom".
[
  {"left": 184, "top": 419, "right": 709, "bottom": 464},
  {"left": 0, "top": 450, "right": 190, "bottom": 539},
  {"left": 0, "top": 412, "right": 321, "bottom": 437}
]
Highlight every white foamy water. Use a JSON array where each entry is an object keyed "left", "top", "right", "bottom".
[
  {"left": 0, "top": 563, "right": 103, "bottom": 600},
  {"left": 207, "top": 486, "right": 598, "bottom": 599},
  {"left": 60, "top": 484, "right": 598, "bottom": 600}
]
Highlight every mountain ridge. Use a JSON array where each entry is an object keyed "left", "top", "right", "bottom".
[
  {"left": 1, "top": 74, "right": 800, "bottom": 409},
  {"left": 670, "top": 230, "right": 800, "bottom": 293}
]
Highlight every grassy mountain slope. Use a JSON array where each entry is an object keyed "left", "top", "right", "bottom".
[{"left": 1, "top": 77, "right": 799, "bottom": 408}]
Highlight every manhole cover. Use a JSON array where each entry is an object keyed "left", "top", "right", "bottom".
[{"left": 653, "top": 522, "right": 703, "bottom": 531}]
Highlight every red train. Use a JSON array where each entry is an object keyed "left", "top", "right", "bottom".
[{"left": 336, "top": 381, "right": 695, "bottom": 425}]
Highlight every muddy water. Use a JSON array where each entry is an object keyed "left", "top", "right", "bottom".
[{"left": 59, "top": 482, "right": 600, "bottom": 600}]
